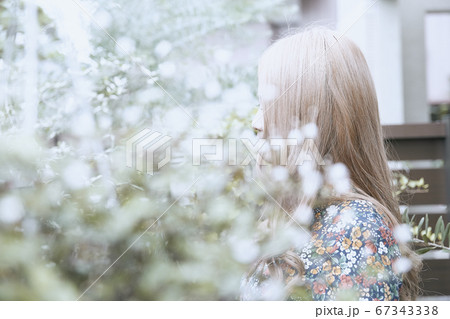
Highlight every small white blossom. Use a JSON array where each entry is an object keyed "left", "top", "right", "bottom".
[
  {"left": 158, "top": 61, "right": 176, "bottom": 78},
  {"left": 271, "top": 166, "right": 289, "bottom": 182},
  {"left": 327, "top": 205, "right": 338, "bottom": 217},
  {"left": 154, "top": 40, "right": 172, "bottom": 58},
  {"left": 258, "top": 83, "right": 279, "bottom": 103},
  {"left": 327, "top": 162, "right": 351, "bottom": 194},
  {"left": 62, "top": 161, "right": 92, "bottom": 190},
  {"left": 22, "top": 218, "right": 39, "bottom": 235},
  {"left": 94, "top": 10, "right": 112, "bottom": 29},
  {"left": 0, "top": 196, "right": 24, "bottom": 224},
  {"left": 214, "top": 49, "right": 232, "bottom": 64},
  {"left": 393, "top": 224, "right": 412, "bottom": 243},
  {"left": 116, "top": 36, "right": 136, "bottom": 54},
  {"left": 297, "top": 161, "right": 315, "bottom": 176},
  {"left": 286, "top": 227, "right": 311, "bottom": 249},
  {"left": 70, "top": 111, "right": 96, "bottom": 137},
  {"left": 204, "top": 80, "right": 222, "bottom": 99},
  {"left": 229, "top": 238, "right": 259, "bottom": 264},
  {"left": 123, "top": 106, "right": 143, "bottom": 125},
  {"left": 393, "top": 257, "right": 412, "bottom": 274},
  {"left": 162, "top": 107, "right": 191, "bottom": 133},
  {"left": 293, "top": 204, "right": 313, "bottom": 225},
  {"left": 300, "top": 170, "right": 323, "bottom": 198},
  {"left": 288, "top": 129, "right": 303, "bottom": 144},
  {"left": 302, "top": 123, "right": 318, "bottom": 139},
  {"left": 185, "top": 66, "right": 207, "bottom": 89},
  {"left": 340, "top": 208, "right": 355, "bottom": 226},
  {"left": 260, "top": 279, "right": 285, "bottom": 301}
]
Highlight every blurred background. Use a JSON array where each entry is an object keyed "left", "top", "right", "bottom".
[{"left": 0, "top": 0, "right": 449, "bottom": 300}]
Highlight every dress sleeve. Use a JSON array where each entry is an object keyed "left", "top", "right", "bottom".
[{"left": 306, "top": 202, "right": 403, "bottom": 301}]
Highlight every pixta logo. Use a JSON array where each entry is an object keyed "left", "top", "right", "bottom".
[{"left": 126, "top": 129, "right": 172, "bottom": 175}]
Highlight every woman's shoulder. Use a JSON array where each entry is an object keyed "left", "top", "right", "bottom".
[
  {"left": 311, "top": 198, "right": 400, "bottom": 252},
  {"left": 314, "top": 199, "right": 393, "bottom": 231}
]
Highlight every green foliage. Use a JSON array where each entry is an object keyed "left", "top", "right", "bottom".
[
  {"left": 401, "top": 209, "right": 450, "bottom": 255},
  {"left": 394, "top": 173, "right": 449, "bottom": 254},
  {"left": 393, "top": 172, "right": 429, "bottom": 197}
]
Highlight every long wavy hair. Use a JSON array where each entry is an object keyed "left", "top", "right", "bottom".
[{"left": 250, "top": 27, "right": 422, "bottom": 300}]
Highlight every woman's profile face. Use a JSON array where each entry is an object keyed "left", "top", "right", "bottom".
[{"left": 252, "top": 105, "right": 264, "bottom": 137}]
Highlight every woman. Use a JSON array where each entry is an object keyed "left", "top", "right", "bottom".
[{"left": 240, "top": 27, "right": 422, "bottom": 301}]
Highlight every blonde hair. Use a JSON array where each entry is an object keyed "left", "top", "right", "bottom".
[{"left": 252, "top": 27, "right": 422, "bottom": 300}]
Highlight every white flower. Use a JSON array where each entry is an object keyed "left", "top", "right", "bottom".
[
  {"left": 302, "top": 123, "right": 318, "bottom": 139},
  {"left": 122, "top": 105, "right": 143, "bottom": 125},
  {"left": 287, "top": 227, "right": 310, "bottom": 250},
  {"left": 116, "top": 36, "right": 136, "bottom": 54},
  {"left": 294, "top": 204, "right": 314, "bottom": 225},
  {"left": 185, "top": 65, "right": 207, "bottom": 89},
  {"left": 162, "top": 107, "right": 191, "bottom": 134},
  {"left": 0, "top": 196, "right": 24, "bottom": 224},
  {"left": 327, "top": 205, "right": 338, "bottom": 217},
  {"left": 260, "top": 279, "right": 285, "bottom": 301},
  {"left": 300, "top": 170, "right": 323, "bottom": 198},
  {"left": 271, "top": 166, "right": 289, "bottom": 182},
  {"left": 258, "top": 83, "right": 279, "bottom": 103},
  {"left": 340, "top": 208, "right": 355, "bottom": 226},
  {"left": 62, "top": 160, "right": 92, "bottom": 190},
  {"left": 393, "top": 224, "right": 412, "bottom": 243},
  {"left": 378, "top": 245, "right": 388, "bottom": 254},
  {"left": 288, "top": 129, "right": 303, "bottom": 144},
  {"left": 214, "top": 49, "right": 232, "bottom": 64},
  {"left": 94, "top": 9, "right": 112, "bottom": 29},
  {"left": 393, "top": 257, "right": 412, "bottom": 274},
  {"left": 293, "top": 204, "right": 314, "bottom": 225},
  {"left": 70, "top": 111, "right": 96, "bottom": 137},
  {"left": 98, "top": 115, "right": 112, "bottom": 130},
  {"left": 327, "top": 162, "right": 351, "bottom": 194},
  {"left": 204, "top": 80, "right": 222, "bottom": 99},
  {"left": 154, "top": 40, "right": 172, "bottom": 58},
  {"left": 15, "top": 32, "right": 24, "bottom": 45},
  {"left": 229, "top": 238, "right": 260, "bottom": 264},
  {"left": 158, "top": 61, "right": 176, "bottom": 78}
]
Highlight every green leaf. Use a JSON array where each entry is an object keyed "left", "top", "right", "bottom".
[
  {"left": 448, "top": 224, "right": 450, "bottom": 245},
  {"left": 444, "top": 222, "right": 450, "bottom": 246},
  {"left": 425, "top": 214, "right": 429, "bottom": 235},
  {"left": 435, "top": 216, "right": 444, "bottom": 240},
  {"left": 410, "top": 214, "right": 416, "bottom": 224},
  {"left": 417, "top": 217, "right": 425, "bottom": 237},
  {"left": 402, "top": 210, "right": 409, "bottom": 223},
  {"left": 415, "top": 247, "right": 434, "bottom": 254}
]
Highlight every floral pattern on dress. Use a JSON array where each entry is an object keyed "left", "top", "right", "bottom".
[{"left": 240, "top": 199, "right": 403, "bottom": 301}]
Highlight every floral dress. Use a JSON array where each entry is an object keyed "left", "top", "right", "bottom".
[{"left": 240, "top": 199, "right": 403, "bottom": 301}]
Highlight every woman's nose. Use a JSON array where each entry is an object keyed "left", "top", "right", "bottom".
[{"left": 252, "top": 108, "right": 264, "bottom": 133}]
